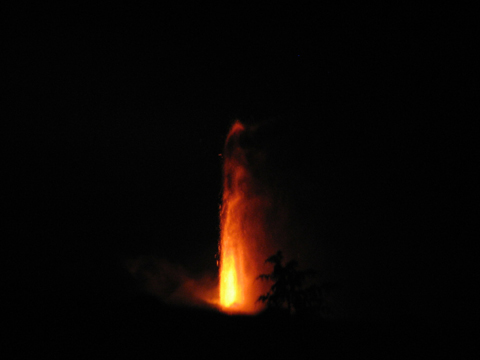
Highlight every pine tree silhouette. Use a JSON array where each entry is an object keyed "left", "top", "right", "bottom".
[{"left": 257, "top": 250, "right": 324, "bottom": 315}]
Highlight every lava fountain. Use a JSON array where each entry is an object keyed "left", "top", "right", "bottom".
[{"left": 218, "top": 120, "right": 276, "bottom": 314}]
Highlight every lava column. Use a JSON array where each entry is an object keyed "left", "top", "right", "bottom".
[{"left": 218, "top": 120, "right": 267, "bottom": 314}]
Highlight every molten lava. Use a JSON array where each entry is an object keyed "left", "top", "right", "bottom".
[
  {"left": 219, "top": 241, "right": 242, "bottom": 307},
  {"left": 218, "top": 121, "right": 270, "bottom": 314}
]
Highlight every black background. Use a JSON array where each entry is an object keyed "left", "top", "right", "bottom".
[{"left": 5, "top": 4, "right": 477, "bottom": 357}]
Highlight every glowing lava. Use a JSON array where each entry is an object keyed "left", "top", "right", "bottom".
[
  {"left": 219, "top": 241, "right": 242, "bottom": 307},
  {"left": 218, "top": 121, "right": 269, "bottom": 314}
]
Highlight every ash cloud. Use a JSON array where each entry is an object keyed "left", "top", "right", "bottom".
[{"left": 126, "top": 256, "right": 218, "bottom": 309}]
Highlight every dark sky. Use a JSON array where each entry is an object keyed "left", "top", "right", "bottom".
[{"left": 6, "top": 5, "right": 476, "bottom": 323}]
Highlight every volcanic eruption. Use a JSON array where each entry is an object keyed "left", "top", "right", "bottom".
[{"left": 218, "top": 120, "right": 280, "bottom": 314}]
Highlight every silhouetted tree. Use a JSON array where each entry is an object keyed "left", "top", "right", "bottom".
[{"left": 257, "top": 250, "right": 325, "bottom": 315}]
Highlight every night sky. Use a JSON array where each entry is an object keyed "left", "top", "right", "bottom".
[{"left": 5, "top": 4, "right": 477, "bottom": 355}]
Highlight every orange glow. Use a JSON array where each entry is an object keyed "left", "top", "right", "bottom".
[
  {"left": 219, "top": 240, "right": 242, "bottom": 307},
  {"left": 218, "top": 120, "right": 269, "bottom": 314}
]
